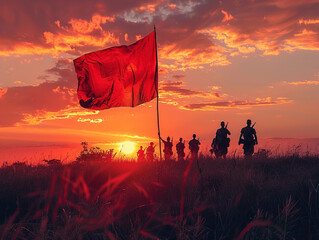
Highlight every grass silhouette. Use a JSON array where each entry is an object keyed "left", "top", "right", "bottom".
[{"left": 0, "top": 153, "right": 319, "bottom": 239}]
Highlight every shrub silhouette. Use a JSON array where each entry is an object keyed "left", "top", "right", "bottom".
[{"left": 76, "top": 143, "right": 116, "bottom": 162}]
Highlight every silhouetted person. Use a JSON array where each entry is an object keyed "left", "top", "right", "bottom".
[
  {"left": 189, "top": 134, "right": 200, "bottom": 160},
  {"left": 160, "top": 136, "right": 173, "bottom": 161},
  {"left": 176, "top": 138, "right": 185, "bottom": 161},
  {"left": 146, "top": 142, "right": 155, "bottom": 162},
  {"left": 137, "top": 146, "right": 145, "bottom": 162},
  {"left": 210, "top": 138, "right": 217, "bottom": 155},
  {"left": 214, "top": 121, "right": 231, "bottom": 159},
  {"left": 239, "top": 119, "right": 258, "bottom": 159}
]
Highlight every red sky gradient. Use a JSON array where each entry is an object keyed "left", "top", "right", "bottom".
[{"left": 1, "top": 0, "right": 319, "bottom": 163}]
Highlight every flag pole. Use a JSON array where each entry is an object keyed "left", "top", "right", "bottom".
[{"left": 154, "top": 25, "right": 162, "bottom": 161}]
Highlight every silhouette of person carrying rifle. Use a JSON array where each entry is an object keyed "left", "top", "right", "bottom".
[
  {"left": 137, "top": 146, "right": 145, "bottom": 162},
  {"left": 213, "top": 121, "right": 231, "bottom": 159},
  {"left": 189, "top": 134, "right": 200, "bottom": 160},
  {"left": 176, "top": 138, "right": 185, "bottom": 161},
  {"left": 159, "top": 136, "right": 173, "bottom": 161},
  {"left": 238, "top": 119, "right": 258, "bottom": 159},
  {"left": 146, "top": 142, "right": 155, "bottom": 162}
]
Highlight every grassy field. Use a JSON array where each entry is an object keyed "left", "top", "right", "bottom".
[{"left": 1, "top": 154, "right": 319, "bottom": 240}]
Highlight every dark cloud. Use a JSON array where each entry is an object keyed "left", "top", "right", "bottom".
[
  {"left": 160, "top": 80, "right": 221, "bottom": 98},
  {"left": 181, "top": 98, "right": 292, "bottom": 111},
  {"left": 0, "top": 58, "right": 78, "bottom": 126},
  {"left": 0, "top": 0, "right": 318, "bottom": 68},
  {"left": 0, "top": 0, "right": 152, "bottom": 50},
  {"left": 172, "top": 75, "right": 186, "bottom": 79}
]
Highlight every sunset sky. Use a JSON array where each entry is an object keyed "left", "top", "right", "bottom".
[{"left": 1, "top": 0, "right": 319, "bottom": 162}]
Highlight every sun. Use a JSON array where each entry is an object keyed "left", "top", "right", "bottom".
[{"left": 119, "top": 141, "right": 137, "bottom": 155}]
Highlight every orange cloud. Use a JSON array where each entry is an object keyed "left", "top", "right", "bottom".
[
  {"left": 127, "top": 0, "right": 197, "bottom": 22},
  {"left": 77, "top": 118, "right": 103, "bottom": 123},
  {"left": 137, "top": 3, "right": 158, "bottom": 13},
  {"left": 200, "top": 22, "right": 319, "bottom": 56},
  {"left": 299, "top": 19, "right": 319, "bottom": 25},
  {"left": 221, "top": 10, "right": 234, "bottom": 23},
  {"left": 19, "top": 107, "right": 100, "bottom": 126},
  {"left": 167, "top": 4, "right": 177, "bottom": 10},
  {"left": 270, "top": 0, "right": 319, "bottom": 8},
  {"left": 195, "top": 1, "right": 319, "bottom": 57},
  {"left": 283, "top": 80, "right": 319, "bottom": 85},
  {"left": 52, "top": 86, "right": 77, "bottom": 102},
  {"left": 0, "top": 14, "right": 119, "bottom": 56},
  {"left": 124, "top": 33, "right": 129, "bottom": 41},
  {"left": 43, "top": 14, "right": 119, "bottom": 53},
  {"left": 199, "top": 26, "right": 262, "bottom": 53},
  {"left": 55, "top": 14, "right": 115, "bottom": 33},
  {"left": 159, "top": 44, "right": 230, "bottom": 71},
  {"left": 121, "top": 0, "right": 182, "bottom": 24},
  {"left": 158, "top": 81, "right": 292, "bottom": 113},
  {"left": 199, "top": 27, "right": 281, "bottom": 56},
  {"left": 0, "top": 88, "right": 8, "bottom": 98},
  {"left": 285, "top": 29, "right": 319, "bottom": 51},
  {"left": 0, "top": 44, "right": 62, "bottom": 57},
  {"left": 0, "top": 0, "right": 318, "bottom": 65},
  {"left": 14, "top": 81, "right": 23, "bottom": 85},
  {"left": 159, "top": 99, "right": 179, "bottom": 106},
  {"left": 180, "top": 97, "right": 292, "bottom": 111},
  {"left": 160, "top": 81, "right": 223, "bottom": 99}
]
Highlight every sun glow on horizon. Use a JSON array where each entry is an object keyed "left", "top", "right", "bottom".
[{"left": 119, "top": 141, "right": 136, "bottom": 155}]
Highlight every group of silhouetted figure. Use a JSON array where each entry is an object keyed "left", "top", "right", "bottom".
[{"left": 137, "top": 119, "right": 258, "bottom": 162}]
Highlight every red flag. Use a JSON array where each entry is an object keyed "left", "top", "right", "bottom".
[{"left": 73, "top": 31, "right": 158, "bottom": 110}]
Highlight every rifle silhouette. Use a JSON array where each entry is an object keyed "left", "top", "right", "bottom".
[
  {"left": 196, "top": 138, "right": 202, "bottom": 173},
  {"left": 252, "top": 122, "right": 257, "bottom": 144}
]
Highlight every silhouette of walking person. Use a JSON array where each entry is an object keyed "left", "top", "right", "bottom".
[
  {"left": 146, "top": 142, "right": 155, "bottom": 162},
  {"left": 189, "top": 134, "right": 200, "bottom": 161},
  {"left": 159, "top": 136, "right": 173, "bottom": 161},
  {"left": 176, "top": 138, "right": 185, "bottom": 161},
  {"left": 214, "top": 121, "right": 231, "bottom": 159},
  {"left": 137, "top": 146, "right": 145, "bottom": 162},
  {"left": 238, "top": 119, "right": 258, "bottom": 160}
]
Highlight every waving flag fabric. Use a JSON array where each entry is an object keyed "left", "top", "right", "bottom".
[{"left": 73, "top": 31, "right": 158, "bottom": 110}]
